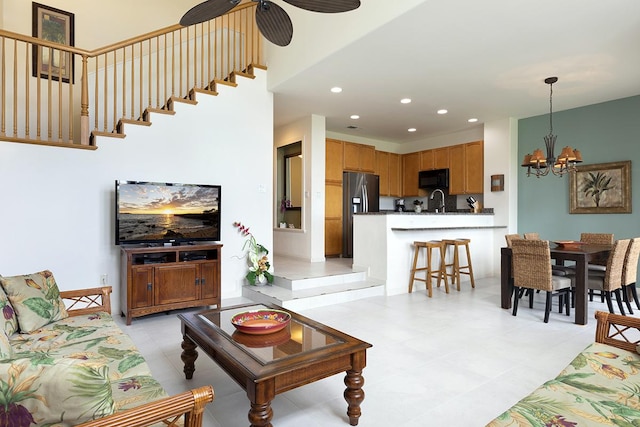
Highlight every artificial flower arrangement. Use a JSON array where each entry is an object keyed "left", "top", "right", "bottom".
[
  {"left": 233, "top": 221, "right": 274, "bottom": 285},
  {"left": 279, "top": 197, "right": 291, "bottom": 224}
]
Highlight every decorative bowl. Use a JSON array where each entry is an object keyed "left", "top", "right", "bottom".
[
  {"left": 232, "top": 328, "right": 291, "bottom": 348},
  {"left": 231, "top": 309, "right": 291, "bottom": 335},
  {"left": 554, "top": 240, "right": 586, "bottom": 250}
]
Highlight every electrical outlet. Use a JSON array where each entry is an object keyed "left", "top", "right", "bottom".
[{"left": 100, "top": 274, "right": 108, "bottom": 285}]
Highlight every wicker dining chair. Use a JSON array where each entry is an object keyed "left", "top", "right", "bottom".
[
  {"left": 581, "top": 233, "right": 614, "bottom": 268},
  {"left": 523, "top": 232, "right": 540, "bottom": 240},
  {"left": 587, "top": 239, "right": 630, "bottom": 315},
  {"left": 622, "top": 238, "right": 640, "bottom": 313},
  {"left": 511, "top": 239, "right": 572, "bottom": 323}
]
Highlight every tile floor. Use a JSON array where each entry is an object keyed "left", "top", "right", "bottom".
[{"left": 116, "top": 257, "right": 622, "bottom": 427}]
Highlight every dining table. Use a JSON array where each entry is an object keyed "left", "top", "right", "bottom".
[{"left": 500, "top": 243, "right": 612, "bottom": 325}]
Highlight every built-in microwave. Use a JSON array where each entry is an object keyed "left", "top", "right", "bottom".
[{"left": 418, "top": 168, "right": 449, "bottom": 189}]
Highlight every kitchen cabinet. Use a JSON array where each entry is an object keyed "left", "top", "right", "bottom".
[
  {"left": 434, "top": 147, "right": 450, "bottom": 169},
  {"left": 449, "top": 141, "right": 484, "bottom": 195},
  {"left": 402, "top": 152, "right": 420, "bottom": 197},
  {"left": 375, "top": 151, "right": 390, "bottom": 196},
  {"left": 326, "top": 139, "right": 344, "bottom": 183},
  {"left": 343, "top": 142, "right": 375, "bottom": 173},
  {"left": 376, "top": 150, "right": 402, "bottom": 198},
  {"left": 388, "top": 153, "right": 401, "bottom": 197},
  {"left": 420, "top": 150, "right": 434, "bottom": 171},
  {"left": 325, "top": 139, "right": 345, "bottom": 256}
]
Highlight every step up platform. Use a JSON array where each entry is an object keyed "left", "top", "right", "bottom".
[{"left": 242, "top": 257, "right": 385, "bottom": 311}]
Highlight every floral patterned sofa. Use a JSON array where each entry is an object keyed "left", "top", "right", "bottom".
[
  {"left": 488, "top": 311, "right": 640, "bottom": 427},
  {"left": 0, "top": 270, "right": 213, "bottom": 427}
]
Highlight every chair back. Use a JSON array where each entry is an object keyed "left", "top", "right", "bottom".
[
  {"left": 523, "top": 232, "right": 540, "bottom": 240},
  {"left": 602, "top": 239, "right": 631, "bottom": 291},
  {"left": 505, "top": 234, "right": 521, "bottom": 248},
  {"left": 511, "top": 239, "right": 552, "bottom": 292},
  {"left": 622, "top": 238, "right": 640, "bottom": 286},
  {"left": 580, "top": 233, "right": 614, "bottom": 245}
]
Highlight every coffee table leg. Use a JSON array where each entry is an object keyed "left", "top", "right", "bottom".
[
  {"left": 248, "top": 402, "right": 273, "bottom": 427},
  {"left": 344, "top": 367, "right": 365, "bottom": 426},
  {"left": 181, "top": 336, "right": 198, "bottom": 380}
]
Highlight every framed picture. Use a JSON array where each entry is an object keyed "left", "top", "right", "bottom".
[
  {"left": 32, "top": 2, "right": 75, "bottom": 83},
  {"left": 569, "top": 160, "right": 632, "bottom": 214}
]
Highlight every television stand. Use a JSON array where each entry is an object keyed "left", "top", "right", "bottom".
[{"left": 120, "top": 243, "right": 222, "bottom": 325}]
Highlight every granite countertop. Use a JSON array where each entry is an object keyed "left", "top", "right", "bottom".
[{"left": 358, "top": 209, "right": 494, "bottom": 215}]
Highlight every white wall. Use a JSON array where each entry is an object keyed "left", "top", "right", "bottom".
[
  {"left": 273, "top": 114, "right": 326, "bottom": 262},
  {"left": 0, "top": 70, "right": 273, "bottom": 314}
]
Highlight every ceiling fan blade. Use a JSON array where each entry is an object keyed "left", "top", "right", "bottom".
[
  {"left": 281, "top": 0, "right": 360, "bottom": 13},
  {"left": 256, "top": 1, "right": 293, "bottom": 47},
  {"left": 179, "top": 0, "right": 240, "bottom": 26}
]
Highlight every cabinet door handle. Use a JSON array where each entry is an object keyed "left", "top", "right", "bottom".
[
  {"left": 201, "top": 278, "right": 206, "bottom": 285},
  {"left": 195, "top": 278, "right": 200, "bottom": 285},
  {"left": 147, "top": 283, "right": 152, "bottom": 291}
]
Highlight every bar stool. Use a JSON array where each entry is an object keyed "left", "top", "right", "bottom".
[
  {"left": 408, "top": 240, "right": 449, "bottom": 297},
  {"left": 443, "top": 238, "right": 476, "bottom": 291}
]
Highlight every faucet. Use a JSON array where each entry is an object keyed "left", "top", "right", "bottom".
[{"left": 430, "top": 189, "right": 446, "bottom": 213}]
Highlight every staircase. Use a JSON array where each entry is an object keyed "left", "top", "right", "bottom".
[{"left": 242, "top": 257, "right": 385, "bottom": 311}]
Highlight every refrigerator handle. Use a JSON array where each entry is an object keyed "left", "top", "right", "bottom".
[{"left": 363, "top": 184, "right": 368, "bottom": 213}]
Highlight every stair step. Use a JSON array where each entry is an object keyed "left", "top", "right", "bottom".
[
  {"left": 242, "top": 279, "right": 384, "bottom": 312},
  {"left": 273, "top": 270, "right": 368, "bottom": 290}
]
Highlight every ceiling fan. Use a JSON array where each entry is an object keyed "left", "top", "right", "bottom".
[{"left": 179, "top": 0, "right": 361, "bottom": 47}]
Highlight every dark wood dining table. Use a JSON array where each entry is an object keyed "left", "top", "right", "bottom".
[{"left": 500, "top": 243, "right": 612, "bottom": 325}]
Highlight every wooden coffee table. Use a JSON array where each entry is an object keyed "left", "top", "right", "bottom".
[{"left": 179, "top": 303, "right": 372, "bottom": 427}]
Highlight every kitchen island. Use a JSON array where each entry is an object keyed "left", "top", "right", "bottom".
[{"left": 353, "top": 211, "right": 505, "bottom": 296}]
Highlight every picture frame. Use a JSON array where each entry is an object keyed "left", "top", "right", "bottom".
[
  {"left": 490, "top": 174, "right": 504, "bottom": 192},
  {"left": 569, "top": 160, "right": 632, "bottom": 214},
  {"left": 32, "top": 2, "right": 75, "bottom": 83}
]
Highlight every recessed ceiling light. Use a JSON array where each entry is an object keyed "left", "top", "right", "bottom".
[
  {"left": 408, "top": 128, "right": 417, "bottom": 132},
  {"left": 350, "top": 115, "right": 360, "bottom": 120},
  {"left": 437, "top": 109, "right": 448, "bottom": 115},
  {"left": 400, "top": 98, "right": 412, "bottom": 104},
  {"left": 330, "top": 87, "right": 342, "bottom": 93},
  {"left": 468, "top": 118, "right": 478, "bottom": 123}
]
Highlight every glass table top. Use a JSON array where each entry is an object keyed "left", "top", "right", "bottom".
[{"left": 198, "top": 304, "right": 344, "bottom": 364}]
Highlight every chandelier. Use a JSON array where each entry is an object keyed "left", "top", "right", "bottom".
[{"left": 521, "top": 77, "right": 582, "bottom": 177}]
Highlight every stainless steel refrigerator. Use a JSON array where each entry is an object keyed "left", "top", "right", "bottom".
[{"left": 342, "top": 171, "right": 379, "bottom": 258}]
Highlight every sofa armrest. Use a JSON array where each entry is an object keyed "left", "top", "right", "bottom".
[
  {"left": 60, "top": 286, "right": 112, "bottom": 316},
  {"left": 75, "top": 386, "right": 214, "bottom": 427},
  {"left": 595, "top": 310, "right": 640, "bottom": 353}
]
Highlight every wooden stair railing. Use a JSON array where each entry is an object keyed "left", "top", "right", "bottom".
[{"left": 0, "top": 2, "right": 263, "bottom": 149}]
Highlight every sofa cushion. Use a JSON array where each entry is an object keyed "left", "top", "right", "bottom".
[
  {"left": 0, "top": 285, "right": 19, "bottom": 336},
  {"left": 488, "top": 342, "right": 640, "bottom": 426},
  {"left": 0, "top": 357, "right": 115, "bottom": 426},
  {"left": 0, "top": 270, "right": 68, "bottom": 333},
  {"left": 0, "top": 330, "right": 13, "bottom": 361},
  {"left": 10, "top": 312, "right": 152, "bottom": 380}
]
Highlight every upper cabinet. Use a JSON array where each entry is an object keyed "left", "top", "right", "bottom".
[
  {"left": 433, "top": 147, "right": 450, "bottom": 169},
  {"left": 325, "top": 139, "right": 344, "bottom": 183},
  {"left": 402, "top": 152, "right": 420, "bottom": 197},
  {"left": 375, "top": 151, "right": 402, "bottom": 197},
  {"left": 343, "top": 142, "right": 375, "bottom": 173},
  {"left": 448, "top": 141, "right": 484, "bottom": 195},
  {"left": 420, "top": 150, "right": 434, "bottom": 171}
]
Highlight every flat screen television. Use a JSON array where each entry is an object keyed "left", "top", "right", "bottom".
[{"left": 115, "top": 180, "right": 221, "bottom": 245}]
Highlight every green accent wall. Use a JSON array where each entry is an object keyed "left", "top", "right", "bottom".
[{"left": 518, "top": 95, "right": 640, "bottom": 241}]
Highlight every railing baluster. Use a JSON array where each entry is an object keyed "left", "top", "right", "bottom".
[{"left": 0, "top": 2, "right": 261, "bottom": 148}]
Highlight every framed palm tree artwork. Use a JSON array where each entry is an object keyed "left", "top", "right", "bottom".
[{"left": 570, "top": 160, "right": 631, "bottom": 214}]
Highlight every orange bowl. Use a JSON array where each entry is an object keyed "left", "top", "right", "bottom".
[{"left": 231, "top": 309, "right": 291, "bottom": 335}]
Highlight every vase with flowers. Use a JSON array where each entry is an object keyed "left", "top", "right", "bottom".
[{"left": 233, "top": 221, "right": 274, "bottom": 285}]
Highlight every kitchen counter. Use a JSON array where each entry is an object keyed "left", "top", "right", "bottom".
[{"left": 352, "top": 211, "right": 505, "bottom": 296}]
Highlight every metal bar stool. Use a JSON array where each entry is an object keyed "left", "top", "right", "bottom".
[
  {"left": 443, "top": 238, "right": 476, "bottom": 291},
  {"left": 408, "top": 240, "right": 449, "bottom": 297}
]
